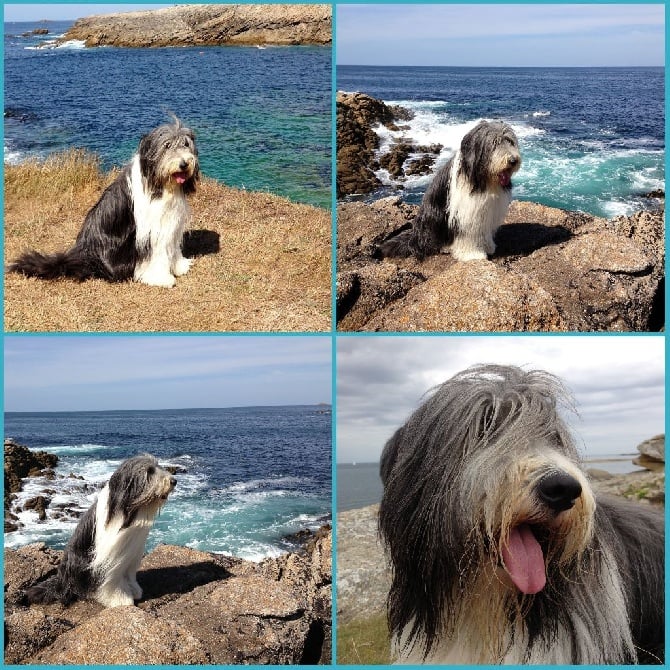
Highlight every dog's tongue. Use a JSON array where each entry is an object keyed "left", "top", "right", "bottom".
[
  {"left": 502, "top": 524, "right": 546, "bottom": 594},
  {"left": 173, "top": 172, "right": 187, "bottom": 184}
]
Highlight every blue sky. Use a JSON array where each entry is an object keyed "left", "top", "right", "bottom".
[
  {"left": 337, "top": 336, "right": 665, "bottom": 461},
  {"left": 4, "top": 336, "right": 332, "bottom": 412},
  {"left": 337, "top": 4, "right": 665, "bottom": 67},
  {"left": 4, "top": 4, "right": 171, "bottom": 22}
]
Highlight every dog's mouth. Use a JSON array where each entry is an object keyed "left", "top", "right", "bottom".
[
  {"left": 498, "top": 169, "right": 513, "bottom": 188},
  {"left": 172, "top": 171, "right": 189, "bottom": 184},
  {"left": 500, "top": 523, "right": 548, "bottom": 595}
]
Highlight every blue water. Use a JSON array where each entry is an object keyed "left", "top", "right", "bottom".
[
  {"left": 5, "top": 406, "right": 332, "bottom": 559},
  {"left": 4, "top": 20, "right": 332, "bottom": 208},
  {"left": 338, "top": 66, "right": 665, "bottom": 217}
]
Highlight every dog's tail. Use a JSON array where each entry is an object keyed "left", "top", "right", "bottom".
[
  {"left": 8, "top": 248, "right": 115, "bottom": 281},
  {"left": 24, "top": 574, "right": 73, "bottom": 606},
  {"left": 380, "top": 157, "right": 454, "bottom": 261}
]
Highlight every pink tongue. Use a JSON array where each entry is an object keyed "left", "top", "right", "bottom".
[
  {"left": 173, "top": 173, "right": 187, "bottom": 184},
  {"left": 501, "top": 524, "right": 546, "bottom": 594},
  {"left": 499, "top": 172, "right": 511, "bottom": 187}
]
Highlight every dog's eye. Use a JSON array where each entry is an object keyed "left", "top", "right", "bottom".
[{"left": 147, "top": 466, "right": 155, "bottom": 477}]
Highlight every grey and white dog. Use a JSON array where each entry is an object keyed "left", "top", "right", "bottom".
[
  {"left": 381, "top": 121, "right": 521, "bottom": 261},
  {"left": 9, "top": 116, "right": 199, "bottom": 287},
  {"left": 25, "top": 454, "right": 176, "bottom": 607},
  {"left": 379, "top": 365, "right": 664, "bottom": 664}
]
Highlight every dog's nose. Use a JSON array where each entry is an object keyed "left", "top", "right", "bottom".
[
  {"left": 537, "top": 472, "right": 582, "bottom": 512},
  {"left": 179, "top": 159, "right": 188, "bottom": 170},
  {"left": 508, "top": 156, "right": 519, "bottom": 167},
  {"left": 170, "top": 476, "right": 177, "bottom": 488}
]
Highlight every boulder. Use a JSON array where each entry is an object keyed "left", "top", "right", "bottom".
[
  {"left": 4, "top": 531, "right": 332, "bottom": 664},
  {"left": 337, "top": 198, "right": 664, "bottom": 332},
  {"left": 633, "top": 434, "right": 665, "bottom": 472},
  {"left": 4, "top": 439, "right": 58, "bottom": 513}
]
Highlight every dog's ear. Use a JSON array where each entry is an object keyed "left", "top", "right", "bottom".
[{"left": 459, "top": 121, "right": 491, "bottom": 193}]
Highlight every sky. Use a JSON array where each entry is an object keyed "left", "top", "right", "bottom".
[
  {"left": 4, "top": 4, "right": 172, "bottom": 22},
  {"left": 337, "top": 335, "right": 665, "bottom": 462},
  {"left": 4, "top": 336, "right": 332, "bottom": 412},
  {"left": 337, "top": 4, "right": 665, "bottom": 67}
]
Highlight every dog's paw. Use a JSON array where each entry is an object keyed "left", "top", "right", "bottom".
[
  {"left": 139, "top": 272, "right": 176, "bottom": 288},
  {"left": 452, "top": 249, "right": 489, "bottom": 262},
  {"left": 172, "top": 257, "right": 192, "bottom": 277},
  {"left": 128, "top": 580, "right": 143, "bottom": 600}
]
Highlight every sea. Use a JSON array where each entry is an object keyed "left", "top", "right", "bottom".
[
  {"left": 337, "top": 456, "right": 645, "bottom": 512},
  {"left": 4, "top": 20, "right": 332, "bottom": 209},
  {"left": 338, "top": 66, "right": 665, "bottom": 218},
  {"left": 5, "top": 406, "right": 332, "bottom": 560}
]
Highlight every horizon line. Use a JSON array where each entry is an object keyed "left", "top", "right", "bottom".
[{"left": 5, "top": 403, "right": 332, "bottom": 414}]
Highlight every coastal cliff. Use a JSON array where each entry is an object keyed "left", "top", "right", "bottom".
[
  {"left": 61, "top": 4, "right": 332, "bottom": 48},
  {"left": 336, "top": 92, "right": 665, "bottom": 332}
]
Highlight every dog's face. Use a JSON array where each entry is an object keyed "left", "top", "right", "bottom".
[
  {"left": 379, "top": 366, "right": 597, "bottom": 654},
  {"left": 459, "top": 120, "right": 521, "bottom": 192},
  {"left": 139, "top": 118, "right": 200, "bottom": 197},
  {"left": 106, "top": 454, "right": 177, "bottom": 528}
]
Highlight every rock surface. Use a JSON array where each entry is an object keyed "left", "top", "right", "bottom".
[
  {"left": 4, "top": 439, "right": 58, "bottom": 527},
  {"left": 337, "top": 92, "right": 438, "bottom": 198},
  {"left": 337, "top": 197, "right": 664, "bottom": 331},
  {"left": 633, "top": 434, "right": 665, "bottom": 471},
  {"left": 5, "top": 530, "right": 332, "bottom": 664},
  {"left": 61, "top": 4, "right": 331, "bottom": 47}
]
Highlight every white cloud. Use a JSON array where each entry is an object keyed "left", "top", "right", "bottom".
[{"left": 336, "top": 336, "right": 664, "bottom": 462}]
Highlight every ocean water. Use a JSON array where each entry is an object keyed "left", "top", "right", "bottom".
[
  {"left": 5, "top": 406, "right": 332, "bottom": 560},
  {"left": 338, "top": 66, "right": 665, "bottom": 218},
  {"left": 4, "top": 20, "right": 332, "bottom": 208},
  {"left": 337, "top": 462, "right": 382, "bottom": 512}
]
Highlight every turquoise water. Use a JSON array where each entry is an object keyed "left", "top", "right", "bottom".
[{"left": 5, "top": 21, "right": 332, "bottom": 208}]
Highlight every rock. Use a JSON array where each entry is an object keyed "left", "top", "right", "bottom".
[
  {"left": 4, "top": 530, "right": 332, "bottom": 664},
  {"left": 30, "top": 606, "right": 208, "bottom": 665},
  {"left": 4, "top": 439, "right": 58, "bottom": 512},
  {"left": 586, "top": 468, "right": 614, "bottom": 481},
  {"left": 336, "top": 504, "right": 390, "bottom": 624},
  {"left": 337, "top": 198, "right": 664, "bottom": 332},
  {"left": 23, "top": 496, "right": 52, "bottom": 521},
  {"left": 336, "top": 92, "right": 414, "bottom": 197},
  {"left": 405, "top": 154, "right": 437, "bottom": 176},
  {"left": 60, "top": 5, "right": 331, "bottom": 48},
  {"left": 633, "top": 434, "right": 664, "bottom": 471}
]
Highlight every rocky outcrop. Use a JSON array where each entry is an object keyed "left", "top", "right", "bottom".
[
  {"left": 336, "top": 92, "right": 438, "bottom": 198},
  {"left": 4, "top": 439, "right": 58, "bottom": 527},
  {"left": 633, "top": 434, "right": 665, "bottom": 472},
  {"left": 61, "top": 4, "right": 331, "bottom": 48},
  {"left": 5, "top": 529, "right": 332, "bottom": 664},
  {"left": 337, "top": 197, "right": 664, "bottom": 331}
]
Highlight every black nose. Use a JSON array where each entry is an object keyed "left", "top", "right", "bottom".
[
  {"left": 508, "top": 156, "right": 519, "bottom": 167},
  {"left": 537, "top": 472, "right": 582, "bottom": 512},
  {"left": 170, "top": 477, "right": 177, "bottom": 488},
  {"left": 179, "top": 159, "right": 188, "bottom": 170}
]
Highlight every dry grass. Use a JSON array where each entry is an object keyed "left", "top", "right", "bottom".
[
  {"left": 337, "top": 613, "right": 391, "bottom": 665},
  {"left": 4, "top": 152, "right": 331, "bottom": 332}
]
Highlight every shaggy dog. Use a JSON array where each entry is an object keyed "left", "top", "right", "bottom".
[
  {"left": 381, "top": 121, "right": 521, "bottom": 261},
  {"left": 9, "top": 117, "right": 199, "bottom": 287},
  {"left": 379, "top": 365, "right": 664, "bottom": 664},
  {"left": 25, "top": 454, "right": 176, "bottom": 607}
]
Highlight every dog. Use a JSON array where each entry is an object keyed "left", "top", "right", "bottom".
[
  {"left": 379, "top": 365, "right": 664, "bottom": 664},
  {"left": 25, "top": 454, "right": 176, "bottom": 607},
  {"left": 8, "top": 116, "right": 199, "bottom": 287},
  {"left": 381, "top": 120, "right": 521, "bottom": 261}
]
